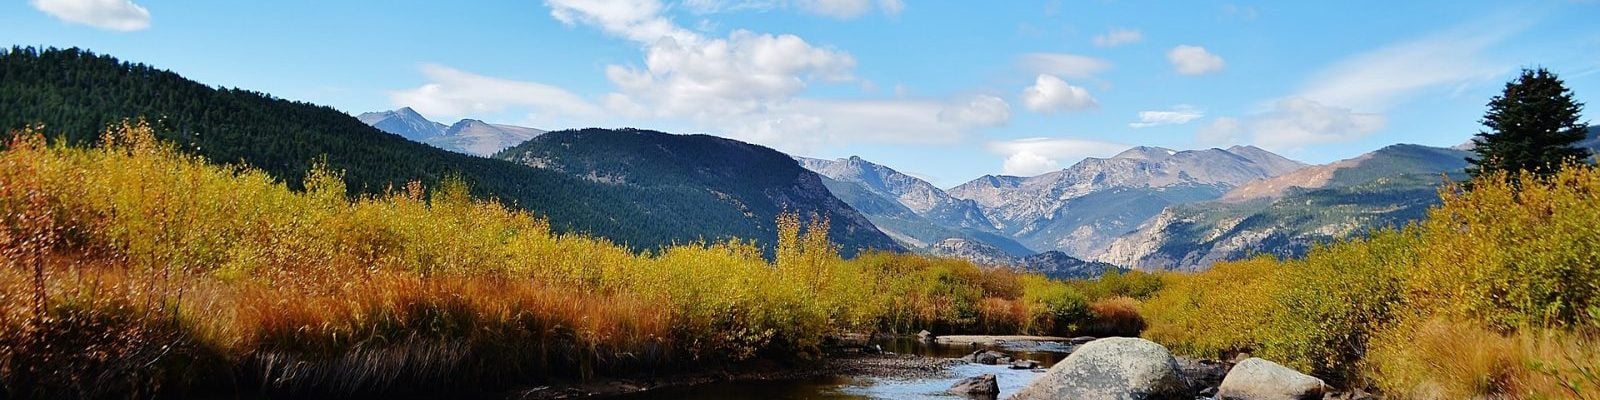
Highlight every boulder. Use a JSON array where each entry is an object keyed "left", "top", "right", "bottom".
[
  {"left": 947, "top": 374, "right": 999, "bottom": 396},
  {"left": 1009, "top": 359, "right": 1039, "bottom": 370},
  {"left": 1011, "top": 337, "right": 1188, "bottom": 400},
  {"left": 917, "top": 330, "right": 936, "bottom": 342},
  {"left": 1217, "top": 358, "right": 1329, "bottom": 400},
  {"left": 969, "top": 350, "right": 1007, "bottom": 365}
]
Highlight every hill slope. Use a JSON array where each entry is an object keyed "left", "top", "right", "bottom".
[
  {"left": 0, "top": 47, "right": 897, "bottom": 254},
  {"left": 496, "top": 129, "right": 902, "bottom": 255}
]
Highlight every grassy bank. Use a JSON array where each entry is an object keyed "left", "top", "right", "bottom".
[
  {"left": 0, "top": 122, "right": 1126, "bottom": 398},
  {"left": 1138, "top": 164, "right": 1600, "bottom": 397}
]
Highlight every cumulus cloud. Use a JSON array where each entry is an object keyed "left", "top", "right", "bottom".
[
  {"left": 1018, "top": 53, "right": 1111, "bottom": 79},
  {"left": 1167, "top": 45, "right": 1225, "bottom": 75},
  {"left": 391, "top": 64, "right": 601, "bottom": 120},
  {"left": 1129, "top": 105, "right": 1204, "bottom": 128},
  {"left": 1295, "top": 26, "right": 1510, "bottom": 111},
  {"left": 31, "top": 0, "right": 149, "bottom": 31},
  {"left": 987, "top": 137, "right": 1128, "bottom": 176},
  {"left": 1092, "top": 28, "right": 1142, "bottom": 48},
  {"left": 605, "top": 30, "right": 856, "bottom": 118},
  {"left": 1198, "top": 98, "right": 1384, "bottom": 149},
  {"left": 1021, "top": 74, "right": 1097, "bottom": 114},
  {"left": 538, "top": 0, "right": 1001, "bottom": 153}
]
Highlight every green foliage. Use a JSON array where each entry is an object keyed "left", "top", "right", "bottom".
[{"left": 1468, "top": 67, "right": 1591, "bottom": 181}]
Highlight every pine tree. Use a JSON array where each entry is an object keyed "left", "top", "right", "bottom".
[{"left": 1466, "top": 68, "right": 1590, "bottom": 181}]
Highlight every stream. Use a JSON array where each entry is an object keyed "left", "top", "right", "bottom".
[{"left": 614, "top": 338, "right": 1073, "bottom": 400}]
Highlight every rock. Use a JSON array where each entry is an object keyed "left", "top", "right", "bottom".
[
  {"left": 917, "top": 330, "right": 936, "bottom": 342},
  {"left": 1011, "top": 337, "right": 1188, "bottom": 400},
  {"left": 1217, "top": 358, "right": 1329, "bottom": 400},
  {"left": 1176, "top": 357, "right": 1229, "bottom": 390},
  {"left": 1231, "top": 352, "right": 1253, "bottom": 364},
  {"left": 1068, "top": 336, "right": 1098, "bottom": 345},
  {"left": 1199, "top": 386, "right": 1219, "bottom": 397},
  {"left": 969, "top": 350, "right": 1007, "bottom": 365},
  {"left": 947, "top": 374, "right": 999, "bottom": 396},
  {"left": 1009, "top": 359, "right": 1039, "bottom": 370},
  {"left": 997, "top": 356, "right": 1013, "bottom": 364}
]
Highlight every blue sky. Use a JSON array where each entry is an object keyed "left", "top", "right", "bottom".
[{"left": 6, "top": 0, "right": 1600, "bottom": 187}]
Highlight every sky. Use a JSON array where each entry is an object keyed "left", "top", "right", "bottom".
[{"left": 6, "top": 0, "right": 1600, "bottom": 187}]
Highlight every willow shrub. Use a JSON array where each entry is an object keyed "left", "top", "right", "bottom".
[
  {"left": 1140, "top": 165, "right": 1600, "bottom": 396},
  {"left": 0, "top": 121, "right": 1082, "bottom": 397}
]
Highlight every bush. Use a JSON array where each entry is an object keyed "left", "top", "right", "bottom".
[{"left": 1081, "top": 296, "right": 1145, "bottom": 337}]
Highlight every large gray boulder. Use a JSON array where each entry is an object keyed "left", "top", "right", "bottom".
[
  {"left": 1010, "top": 337, "right": 1188, "bottom": 400},
  {"left": 1217, "top": 358, "right": 1329, "bottom": 400}
]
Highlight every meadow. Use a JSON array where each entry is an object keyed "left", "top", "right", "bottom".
[{"left": 0, "top": 121, "right": 1126, "bottom": 398}]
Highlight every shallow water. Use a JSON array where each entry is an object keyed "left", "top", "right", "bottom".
[{"left": 621, "top": 339, "right": 1070, "bottom": 400}]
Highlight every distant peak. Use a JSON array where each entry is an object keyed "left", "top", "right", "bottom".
[{"left": 1113, "top": 146, "right": 1178, "bottom": 160}]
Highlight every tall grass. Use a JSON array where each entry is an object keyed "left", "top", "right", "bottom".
[
  {"left": 1139, "top": 165, "right": 1600, "bottom": 397},
  {"left": 0, "top": 121, "right": 1094, "bottom": 398}
]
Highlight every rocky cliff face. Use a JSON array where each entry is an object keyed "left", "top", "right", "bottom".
[
  {"left": 1098, "top": 144, "right": 1474, "bottom": 271},
  {"left": 948, "top": 146, "right": 1305, "bottom": 259}
]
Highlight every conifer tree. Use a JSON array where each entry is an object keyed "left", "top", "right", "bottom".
[{"left": 1467, "top": 68, "right": 1589, "bottom": 181}]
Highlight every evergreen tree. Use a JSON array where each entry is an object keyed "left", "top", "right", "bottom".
[{"left": 1467, "top": 68, "right": 1589, "bottom": 181}]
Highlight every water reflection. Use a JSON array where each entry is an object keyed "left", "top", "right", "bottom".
[{"left": 616, "top": 338, "right": 1072, "bottom": 400}]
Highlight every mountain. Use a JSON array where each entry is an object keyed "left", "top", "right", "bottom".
[
  {"left": 948, "top": 145, "right": 1305, "bottom": 259},
  {"left": 0, "top": 47, "right": 898, "bottom": 255},
  {"left": 358, "top": 108, "right": 546, "bottom": 157},
  {"left": 927, "top": 238, "right": 1124, "bottom": 280},
  {"left": 356, "top": 107, "right": 446, "bottom": 142},
  {"left": 1098, "top": 144, "right": 1474, "bottom": 271},
  {"left": 496, "top": 128, "right": 903, "bottom": 255},
  {"left": 796, "top": 156, "right": 1030, "bottom": 256}
]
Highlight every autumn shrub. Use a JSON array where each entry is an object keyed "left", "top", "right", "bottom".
[
  {"left": 0, "top": 121, "right": 1078, "bottom": 397},
  {"left": 1074, "top": 269, "right": 1166, "bottom": 301},
  {"left": 1140, "top": 165, "right": 1600, "bottom": 396},
  {"left": 1081, "top": 296, "right": 1145, "bottom": 337},
  {"left": 1018, "top": 275, "right": 1091, "bottom": 335}
]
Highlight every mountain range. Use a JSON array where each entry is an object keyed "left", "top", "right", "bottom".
[
  {"left": 946, "top": 145, "right": 1306, "bottom": 259},
  {"left": 358, "top": 107, "right": 545, "bottom": 157}
]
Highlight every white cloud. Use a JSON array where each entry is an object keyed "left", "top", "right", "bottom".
[
  {"left": 720, "top": 97, "right": 1007, "bottom": 151},
  {"left": 1199, "top": 98, "right": 1385, "bottom": 149},
  {"left": 1092, "top": 28, "right": 1142, "bottom": 48},
  {"left": 1021, "top": 74, "right": 1097, "bottom": 114},
  {"left": 391, "top": 64, "right": 601, "bottom": 120},
  {"left": 1129, "top": 106, "right": 1204, "bottom": 128},
  {"left": 31, "top": 0, "right": 149, "bottom": 31},
  {"left": 605, "top": 29, "right": 856, "bottom": 118},
  {"left": 1220, "top": 4, "right": 1258, "bottom": 21},
  {"left": 1167, "top": 45, "right": 1225, "bottom": 75},
  {"left": 1018, "top": 53, "right": 1111, "bottom": 79},
  {"left": 1294, "top": 26, "right": 1510, "bottom": 111},
  {"left": 680, "top": 0, "right": 903, "bottom": 19},
  {"left": 548, "top": 0, "right": 701, "bottom": 45},
  {"left": 987, "top": 137, "right": 1128, "bottom": 176},
  {"left": 938, "top": 95, "right": 1011, "bottom": 127}
]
